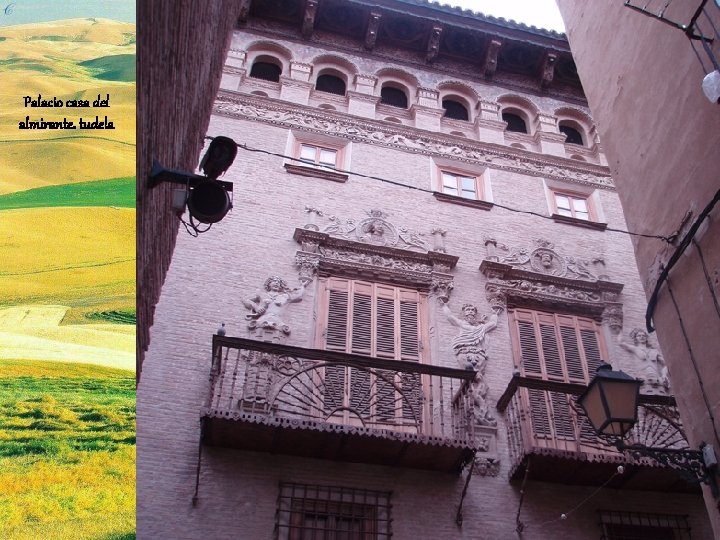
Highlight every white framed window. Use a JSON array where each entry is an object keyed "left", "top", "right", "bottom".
[
  {"left": 439, "top": 170, "right": 483, "bottom": 200},
  {"left": 552, "top": 191, "right": 593, "bottom": 221}
]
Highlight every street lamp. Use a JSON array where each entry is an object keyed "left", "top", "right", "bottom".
[
  {"left": 148, "top": 136, "right": 237, "bottom": 227},
  {"left": 578, "top": 363, "right": 719, "bottom": 496}
]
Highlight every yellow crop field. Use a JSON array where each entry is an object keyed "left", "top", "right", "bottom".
[
  {"left": 0, "top": 207, "right": 135, "bottom": 322},
  {"left": 1, "top": 139, "right": 135, "bottom": 194}
]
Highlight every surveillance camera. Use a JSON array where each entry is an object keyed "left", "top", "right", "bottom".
[{"left": 702, "top": 70, "right": 720, "bottom": 104}]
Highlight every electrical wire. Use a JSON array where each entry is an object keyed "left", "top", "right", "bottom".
[
  {"left": 666, "top": 278, "right": 720, "bottom": 445},
  {"left": 646, "top": 187, "right": 720, "bottom": 331},
  {"left": 204, "top": 135, "right": 672, "bottom": 243}
]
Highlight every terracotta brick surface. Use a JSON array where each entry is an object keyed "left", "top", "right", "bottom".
[{"left": 137, "top": 25, "right": 713, "bottom": 540}]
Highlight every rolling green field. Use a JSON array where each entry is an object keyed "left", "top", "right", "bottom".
[
  {"left": 0, "top": 360, "right": 135, "bottom": 540},
  {"left": 0, "top": 177, "right": 135, "bottom": 210}
]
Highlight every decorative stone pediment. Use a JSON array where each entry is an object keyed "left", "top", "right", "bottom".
[
  {"left": 294, "top": 227, "right": 457, "bottom": 292},
  {"left": 304, "top": 207, "right": 437, "bottom": 252},
  {"left": 480, "top": 237, "right": 623, "bottom": 324}
]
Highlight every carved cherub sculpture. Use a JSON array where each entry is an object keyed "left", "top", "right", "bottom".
[
  {"left": 242, "top": 276, "right": 306, "bottom": 338},
  {"left": 618, "top": 328, "right": 669, "bottom": 389}
]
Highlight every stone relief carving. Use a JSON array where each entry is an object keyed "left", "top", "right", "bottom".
[
  {"left": 473, "top": 456, "right": 501, "bottom": 477},
  {"left": 618, "top": 328, "right": 670, "bottom": 392},
  {"left": 304, "top": 208, "right": 434, "bottom": 252},
  {"left": 214, "top": 94, "right": 614, "bottom": 190},
  {"left": 492, "top": 238, "right": 605, "bottom": 282},
  {"left": 602, "top": 303, "right": 624, "bottom": 333},
  {"left": 441, "top": 300, "right": 504, "bottom": 427},
  {"left": 242, "top": 276, "right": 307, "bottom": 342}
]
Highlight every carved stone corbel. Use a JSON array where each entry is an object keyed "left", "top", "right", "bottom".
[
  {"left": 426, "top": 25, "right": 443, "bottom": 63},
  {"left": 302, "top": 0, "right": 318, "bottom": 38},
  {"left": 431, "top": 274, "right": 454, "bottom": 302},
  {"left": 365, "top": 12, "right": 382, "bottom": 49},
  {"left": 295, "top": 252, "right": 320, "bottom": 284},
  {"left": 602, "top": 303, "right": 623, "bottom": 333},
  {"left": 482, "top": 39, "right": 502, "bottom": 79},
  {"left": 473, "top": 456, "right": 501, "bottom": 477},
  {"left": 237, "top": 0, "right": 252, "bottom": 24},
  {"left": 541, "top": 51, "right": 558, "bottom": 89}
]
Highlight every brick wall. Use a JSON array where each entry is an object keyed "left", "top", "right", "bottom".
[
  {"left": 137, "top": 28, "right": 712, "bottom": 540},
  {"left": 136, "top": 0, "right": 241, "bottom": 378}
]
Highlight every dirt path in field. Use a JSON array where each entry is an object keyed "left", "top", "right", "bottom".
[{"left": 0, "top": 305, "right": 134, "bottom": 371}]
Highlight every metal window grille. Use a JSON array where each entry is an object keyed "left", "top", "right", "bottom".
[
  {"left": 598, "top": 510, "right": 692, "bottom": 540},
  {"left": 276, "top": 483, "right": 392, "bottom": 540}
]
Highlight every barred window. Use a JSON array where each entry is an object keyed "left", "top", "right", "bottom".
[
  {"left": 276, "top": 483, "right": 392, "bottom": 540},
  {"left": 599, "top": 510, "right": 692, "bottom": 540}
]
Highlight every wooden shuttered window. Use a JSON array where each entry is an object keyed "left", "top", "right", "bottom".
[
  {"left": 318, "top": 278, "right": 425, "bottom": 426},
  {"left": 510, "top": 308, "right": 606, "bottom": 384},
  {"left": 510, "top": 308, "right": 607, "bottom": 441},
  {"left": 321, "top": 278, "right": 423, "bottom": 362}
]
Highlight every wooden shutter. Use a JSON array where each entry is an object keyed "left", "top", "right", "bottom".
[
  {"left": 325, "top": 278, "right": 349, "bottom": 352},
  {"left": 511, "top": 308, "right": 607, "bottom": 443},
  {"left": 399, "top": 290, "right": 420, "bottom": 361},
  {"left": 512, "top": 310, "right": 543, "bottom": 377},
  {"left": 351, "top": 282, "right": 373, "bottom": 356},
  {"left": 319, "top": 279, "right": 425, "bottom": 424},
  {"left": 375, "top": 285, "right": 396, "bottom": 359},
  {"left": 510, "top": 309, "right": 606, "bottom": 385}
]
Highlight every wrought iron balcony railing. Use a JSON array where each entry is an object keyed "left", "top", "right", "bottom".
[
  {"left": 497, "top": 375, "right": 697, "bottom": 491},
  {"left": 202, "top": 336, "right": 485, "bottom": 472}
]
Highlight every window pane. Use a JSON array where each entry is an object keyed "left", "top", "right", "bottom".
[
  {"left": 461, "top": 189, "right": 476, "bottom": 199},
  {"left": 572, "top": 198, "right": 588, "bottom": 212},
  {"left": 300, "top": 145, "right": 316, "bottom": 162},
  {"left": 460, "top": 176, "right": 475, "bottom": 191},
  {"left": 557, "top": 208, "right": 573, "bottom": 217},
  {"left": 575, "top": 210, "right": 589, "bottom": 220},
  {"left": 554, "top": 194, "right": 570, "bottom": 209},
  {"left": 319, "top": 149, "right": 337, "bottom": 167},
  {"left": 441, "top": 172, "right": 456, "bottom": 187},
  {"left": 443, "top": 185, "right": 459, "bottom": 196}
]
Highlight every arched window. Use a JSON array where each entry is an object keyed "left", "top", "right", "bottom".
[
  {"left": 442, "top": 99, "right": 469, "bottom": 121},
  {"left": 380, "top": 85, "right": 408, "bottom": 108},
  {"left": 249, "top": 61, "right": 281, "bottom": 82},
  {"left": 315, "top": 74, "right": 346, "bottom": 96},
  {"left": 559, "top": 124, "right": 584, "bottom": 145},
  {"left": 502, "top": 112, "right": 527, "bottom": 134}
]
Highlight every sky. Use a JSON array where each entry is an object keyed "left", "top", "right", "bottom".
[
  {"left": 0, "top": 0, "right": 135, "bottom": 26},
  {"left": 0, "top": 0, "right": 563, "bottom": 32},
  {"left": 432, "top": 0, "right": 565, "bottom": 32}
]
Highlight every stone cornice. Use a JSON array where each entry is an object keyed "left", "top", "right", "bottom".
[
  {"left": 215, "top": 91, "right": 615, "bottom": 190},
  {"left": 294, "top": 228, "right": 458, "bottom": 289},
  {"left": 480, "top": 259, "right": 624, "bottom": 316}
]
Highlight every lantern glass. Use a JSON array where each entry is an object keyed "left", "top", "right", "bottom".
[{"left": 578, "top": 364, "right": 641, "bottom": 439}]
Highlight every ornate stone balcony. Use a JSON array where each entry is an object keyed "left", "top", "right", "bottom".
[
  {"left": 202, "top": 336, "right": 491, "bottom": 473},
  {"left": 497, "top": 375, "right": 699, "bottom": 492}
]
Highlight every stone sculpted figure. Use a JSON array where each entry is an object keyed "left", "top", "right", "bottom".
[
  {"left": 441, "top": 301, "right": 499, "bottom": 372},
  {"left": 243, "top": 276, "right": 306, "bottom": 340},
  {"left": 441, "top": 300, "right": 502, "bottom": 426},
  {"left": 618, "top": 328, "right": 669, "bottom": 389}
]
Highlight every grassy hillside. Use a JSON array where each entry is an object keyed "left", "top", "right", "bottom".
[
  {"left": 0, "top": 177, "right": 134, "bottom": 210},
  {"left": 0, "top": 359, "right": 135, "bottom": 539},
  {"left": 79, "top": 54, "right": 135, "bottom": 82}
]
